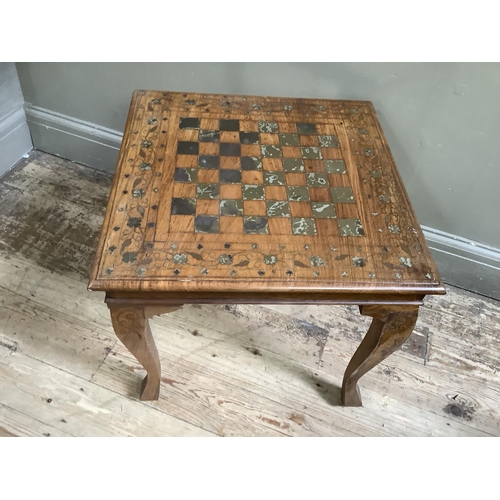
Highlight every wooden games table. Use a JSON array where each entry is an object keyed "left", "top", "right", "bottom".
[{"left": 89, "top": 90, "right": 445, "bottom": 406}]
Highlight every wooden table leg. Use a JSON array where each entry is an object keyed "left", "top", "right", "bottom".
[
  {"left": 108, "top": 305, "right": 181, "bottom": 401},
  {"left": 341, "top": 304, "right": 419, "bottom": 407}
]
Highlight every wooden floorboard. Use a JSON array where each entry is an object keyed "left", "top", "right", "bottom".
[
  {"left": 0, "top": 151, "right": 498, "bottom": 437},
  {"left": 0, "top": 349, "right": 214, "bottom": 437},
  {"left": 0, "top": 403, "right": 72, "bottom": 437}
]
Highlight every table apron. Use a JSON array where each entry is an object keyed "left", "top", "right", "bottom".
[{"left": 105, "top": 292, "right": 425, "bottom": 307}]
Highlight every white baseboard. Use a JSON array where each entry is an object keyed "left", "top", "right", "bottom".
[
  {"left": 24, "top": 103, "right": 123, "bottom": 173},
  {"left": 22, "top": 104, "right": 500, "bottom": 300},
  {"left": 0, "top": 107, "right": 33, "bottom": 177},
  {"left": 422, "top": 226, "right": 499, "bottom": 300}
]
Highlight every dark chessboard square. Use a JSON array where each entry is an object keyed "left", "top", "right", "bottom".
[
  {"left": 179, "top": 117, "right": 200, "bottom": 129},
  {"left": 266, "top": 201, "right": 290, "bottom": 218},
  {"left": 243, "top": 216, "right": 268, "bottom": 234},
  {"left": 220, "top": 143, "right": 241, "bottom": 156},
  {"left": 258, "top": 121, "right": 279, "bottom": 134},
  {"left": 306, "top": 172, "right": 328, "bottom": 187},
  {"left": 220, "top": 119, "right": 240, "bottom": 131},
  {"left": 240, "top": 132, "right": 260, "bottom": 144},
  {"left": 220, "top": 169, "right": 242, "bottom": 184},
  {"left": 318, "top": 135, "right": 340, "bottom": 148},
  {"left": 197, "top": 183, "right": 219, "bottom": 199},
  {"left": 261, "top": 145, "right": 282, "bottom": 158},
  {"left": 301, "top": 147, "right": 323, "bottom": 159},
  {"left": 241, "top": 156, "right": 263, "bottom": 170},
  {"left": 311, "top": 202, "right": 337, "bottom": 218},
  {"left": 220, "top": 199, "right": 243, "bottom": 216},
  {"left": 283, "top": 158, "right": 304, "bottom": 172},
  {"left": 287, "top": 186, "right": 310, "bottom": 202},
  {"left": 195, "top": 215, "right": 220, "bottom": 233},
  {"left": 291, "top": 217, "right": 317, "bottom": 235},
  {"left": 198, "top": 155, "right": 220, "bottom": 169},
  {"left": 199, "top": 130, "right": 220, "bottom": 142},
  {"left": 331, "top": 187, "right": 355, "bottom": 203},
  {"left": 264, "top": 171, "right": 286, "bottom": 186},
  {"left": 297, "top": 123, "right": 317, "bottom": 135},
  {"left": 174, "top": 168, "right": 197, "bottom": 183},
  {"left": 279, "top": 133, "right": 300, "bottom": 146},
  {"left": 177, "top": 141, "right": 199, "bottom": 155},
  {"left": 171, "top": 198, "right": 196, "bottom": 215},
  {"left": 243, "top": 185, "right": 265, "bottom": 200},
  {"left": 338, "top": 218, "right": 364, "bottom": 236},
  {"left": 324, "top": 159, "right": 346, "bottom": 174}
]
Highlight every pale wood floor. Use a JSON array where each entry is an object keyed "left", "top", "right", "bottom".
[{"left": 0, "top": 151, "right": 499, "bottom": 437}]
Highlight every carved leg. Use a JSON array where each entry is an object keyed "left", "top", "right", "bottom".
[
  {"left": 341, "top": 305, "right": 419, "bottom": 407},
  {"left": 108, "top": 305, "right": 181, "bottom": 401}
]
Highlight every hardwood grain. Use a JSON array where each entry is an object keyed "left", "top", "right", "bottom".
[
  {"left": 92, "top": 306, "right": 494, "bottom": 437},
  {"left": 0, "top": 151, "right": 110, "bottom": 282},
  {"left": 0, "top": 152, "right": 498, "bottom": 435},
  {"left": 84, "top": 91, "right": 446, "bottom": 405},
  {"left": 341, "top": 305, "right": 419, "bottom": 406},
  {"left": 88, "top": 91, "right": 445, "bottom": 296},
  {"left": 109, "top": 305, "right": 182, "bottom": 400},
  {"left": 0, "top": 350, "right": 213, "bottom": 437},
  {"left": 0, "top": 404, "right": 72, "bottom": 437}
]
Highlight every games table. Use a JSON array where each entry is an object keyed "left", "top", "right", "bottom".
[{"left": 89, "top": 90, "right": 445, "bottom": 406}]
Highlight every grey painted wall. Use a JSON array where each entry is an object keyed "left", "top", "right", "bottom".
[
  {"left": 0, "top": 63, "right": 32, "bottom": 177},
  {"left": 15, "top": 62, "right": 500, "bottom": 298}
]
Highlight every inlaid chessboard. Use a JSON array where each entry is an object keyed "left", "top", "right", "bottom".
[
  {"left": 170, "top": 116, "right": 363, "bottom": 237},
  {"left": 89, "top": 91, "right": 444, "bottom": 295}
]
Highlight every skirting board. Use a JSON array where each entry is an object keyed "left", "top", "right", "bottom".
[
  {"left": 23, "top": 104, "right": 500, "bottom": 300},
  {"left": 24, "top": 104, "right": 122, "bottom": 173},
  {"left": 0, "top": 107, "right": 33, "bottom": 177},
  {"left": 421, "top": 226, "right": 499, "bottom": 301}
]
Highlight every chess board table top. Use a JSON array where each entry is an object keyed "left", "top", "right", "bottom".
[{"left": 89, "top": 90, "right": 445, "bottom": 298}]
